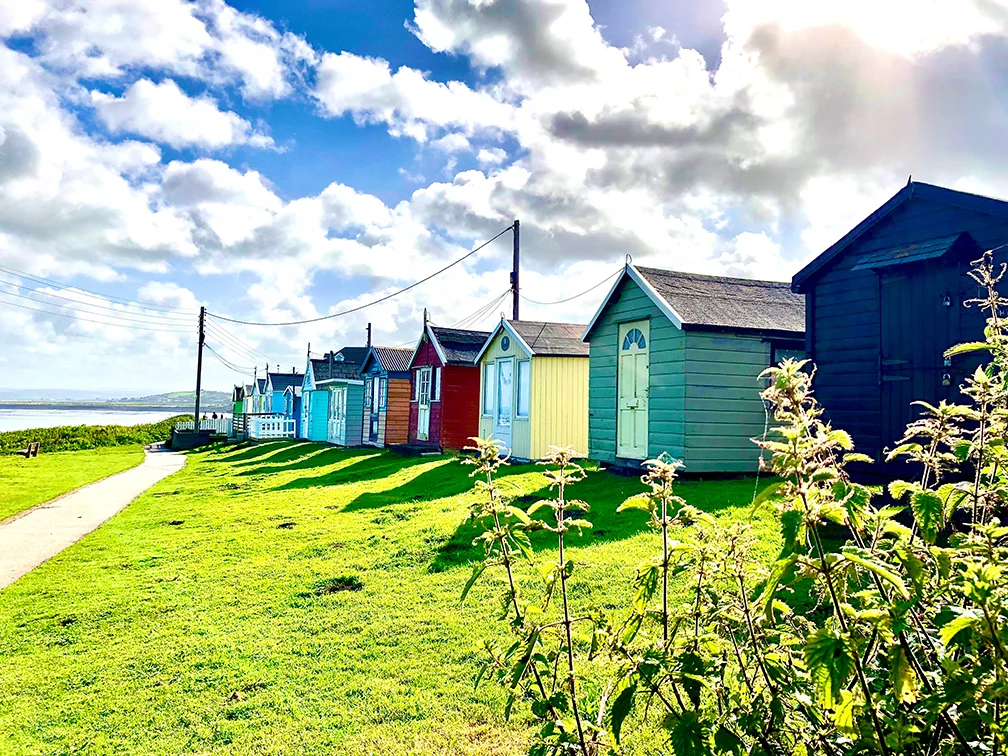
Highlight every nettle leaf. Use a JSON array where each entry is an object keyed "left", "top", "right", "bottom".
[
  {"left": 779, "top": 509, "right": 803, "bottom": 557},
  {"left": 888, "top": 480, "right": 918, "bottom": 501},
  {"left": 506, "top": 506, "right": 532, "bottom": 526},
  {"left": 678, "top": 651, "right": 706, "bottom": 709},
  {"left": 511, "top": 529, "right": 535, "bottom": 564},
  {"left": 832, "top": 690, "right": 861, "bottom": 736},
  {"left": 841, "top": 546, "right": 910, "bottom": 600},
  {"left": 939, "top": 611, "right": 982, "bottom": 648},
  {"left": 634, "top": 564, "right": 660, "bottom": 613},
  {"left": 618, "top": 494, "right": 653, "bottom": 513},
  {"left": 665, "top": 711, "right": 712, "bottom": 756},
  {"left": 945, "top": 341, "right": 991, "bottom": 357},
  {"left": 460, "top": 562, "right": 486, "bottom": 604},
  {"left": 911, "top": 490, "right": 944, "bottom": 543},
  {"left": 893, "top": 542, "right": 925, "bottom": 596},
  {"left": 610, "top": 684, "right": 636, "bottom": 744},
  {"left": 761, "top": 554, "right": 798, "bottom": 622},
  {"left": 752, "top": 480, "right": 785, "bottom": 511},
  {"left": 828, "top": 429, "right": 855, "bottom": 451},
  {"left": 804, "top": 627, "right": 856, "bottom": 709},
  {"left": 890, "top": 645, "right": 920, "bottom": 704},
  {"left": 713, "top": 726, "right": 744, "bottom": 756}
]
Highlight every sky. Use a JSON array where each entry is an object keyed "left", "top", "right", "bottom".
[{"left": 1, "top": 0, "right": 1008, "bottom": 393}]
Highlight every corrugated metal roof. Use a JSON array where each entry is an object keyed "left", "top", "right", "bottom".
[
  {"left": 509, "top": 320, "right": 589, "bottom": 357},
  {"left": 635, "top": 266, "right": 805, "bottom": 335},
  {"left": 371, "top": 346, "right": 413, "bottom": 373},
  {"left": 430, "top": 326, "right": 491, "bottom": 365},
  {"left": 851, "top": 232, "right": 972, "bottom": 270}
]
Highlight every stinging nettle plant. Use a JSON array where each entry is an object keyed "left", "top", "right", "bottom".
[{"left": 461, "top": 251, "right": 1008, "bottom": 756}]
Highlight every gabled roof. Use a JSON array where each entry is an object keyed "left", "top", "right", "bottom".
[
  {"left": 583, "top": 264, "right": 804, "bottom": 340},
  {"left": 477, "top": 319, "right": 589, "bottom": 362},
  {"left": 255, "top": 378, "right": 267, "bottom": 393},
  {"left": 334, "top": 345, "right": 370, "bottom": 365},
  {"left": 310, "top": 356, "right": 362, "bottom": 382},
  {"left": 267, "top": 371, "right": 304, "bottom": 393},
  {"left": 409, "top": 323, "right": 490, "bottom": 367},
  {"left": 792, "top": 181, "right": 1008, "bottom": 292},
  {"left": 363, "top": 346, "right": 413, "bottom": 374}
]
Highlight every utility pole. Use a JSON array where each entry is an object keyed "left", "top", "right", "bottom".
[
  {"left": 193, "top": 306, "right": 205, "bottom": 429},
  {"left": 511, "top": 219, "right": 520, "bottom": 321}
]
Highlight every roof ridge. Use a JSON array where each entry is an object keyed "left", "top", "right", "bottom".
[{"left": 635, "top": 265, "right": 792, "bottom": 288}]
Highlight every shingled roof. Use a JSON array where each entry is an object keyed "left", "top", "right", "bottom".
[
  {"left": 584, "top": 265, "right": 805, "bottom": 339},
  {"left": 366, "top": 346, "right": 413, "bottom": 373},
  {"left": 310, "top": 347, "right": 366, "bottom": 382},
  {"left": 479, "top": 320, "right": 589, "bottom": 361},
  {"left": 267, "top": 371, "right": 304, "bottom": 393},
  {"left": 429, "top": 326, "right": 491, "bottom": 365}
]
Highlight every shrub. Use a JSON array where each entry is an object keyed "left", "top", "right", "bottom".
[{"left": 0, "top": 415, "right": 185, "bottom": 454}]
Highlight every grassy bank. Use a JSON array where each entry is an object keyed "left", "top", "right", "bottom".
[
  {"left": 0, "top": 415, "right": 184, "bottom": 454},
  {"left": 0, "top": 445, "right": 147, "bottom": 521},
  {"left": 0, "top": 441, "right": 781, "bottom": 755}
]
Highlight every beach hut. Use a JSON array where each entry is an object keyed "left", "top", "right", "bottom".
[
  {"left": 582, "top": 264, "right": 805, "bottom": 473},
  {"left": 265, "top": 369, "right": 304, "bottom": 414},
  {"left": 792, "top": 180, "right": 1008, "bottom": 462},
  {"left": 300, "top": 347, "right": 367, "bottom": 445},
  {"left": 474, "top": 319, "right": 589, "bottom": 461},
  {"left": 406, "top": 321, "right": 489, "bottom": 451},
  {"left": 360, "top": 346, "right": 413, "bottom": 447},
  {"left": 251, "top": 376, "right": 268, "bottom": 413}
]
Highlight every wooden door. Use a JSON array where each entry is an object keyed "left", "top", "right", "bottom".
[
  {"left": 417, "top": 367, "right": 432, "bottom": 441},
  {"left": 328, "top": 387, "right": 346, "bottom": 445},
  {"left": 494, "top": 358, "right": 514, "bottom": 454},
  {"left": 879, "top": 263, "right": 959, "bottom": 452},
  {"left": 368, "top": 375, "right": 380, "bottom": 442},
  {"left": 617, "top": 321, "right": 649, "bottom": 460}
]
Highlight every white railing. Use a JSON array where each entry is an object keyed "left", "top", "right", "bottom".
[
  {"left": 175, "top": 417, "right": 233, "bottom": 435},
  {"left": 248, "top": 413, "right": 296, "bottom": 440}
]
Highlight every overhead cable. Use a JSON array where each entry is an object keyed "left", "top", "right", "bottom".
[
  {"left": 206, "top": 225, "right": 515, "bottom": 327},
  {"left": 519, "top": 268, "right": 621, "bottom": 306}
]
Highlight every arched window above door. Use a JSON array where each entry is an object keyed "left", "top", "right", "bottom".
[{"left": 622, "top": 328, "right": 646, "bottom": 350}]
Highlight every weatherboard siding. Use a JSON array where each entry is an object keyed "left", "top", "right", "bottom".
[
  {"left": 344, "top": 383, "right": 364, "bottom": 447},
  {"left": 385, "top": 378, "right": 411, "bottom": 445},
  {"left": 682, "top": 331, "right": 771, "bottom": 473},
  {"left": 529, "top": 356, "right": 588, "bottom": 460},
  {"left": 479, "top": 327, "right": 533, "bottom": 459},
  {"left": 587, "top": 276, "right": 685, "bottom": 465}
]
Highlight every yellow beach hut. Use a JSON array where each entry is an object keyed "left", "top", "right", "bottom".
[{"left": 475, "top": 319, "right": 589, "bottom": 461}]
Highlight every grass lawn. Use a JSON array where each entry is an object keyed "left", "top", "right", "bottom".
[
  {"left": 0, "top": 441, "right": 782, "bottom": 755},
  {"left": 0, "top": 444, "right": 147, "bottom": 521}
]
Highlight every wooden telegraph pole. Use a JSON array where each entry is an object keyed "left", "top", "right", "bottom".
[
  {"left": 511, "top": 219, "right": 520, "bottom": 320},
  {"left": 193, "top": 306, "right": 205, "bottom": 429}
]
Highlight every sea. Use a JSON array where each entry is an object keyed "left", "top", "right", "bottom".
[{"left": 0, "top": 409, "right": 182, "bottom": 433}]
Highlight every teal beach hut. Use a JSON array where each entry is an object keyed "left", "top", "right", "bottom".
[{"left": 582, "top": 264, "right": 805, "bottom": 473}]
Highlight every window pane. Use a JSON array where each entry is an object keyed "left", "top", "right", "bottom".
[
  {"left": 434, "top": 367, "right": 441, "bottom": 401},
  {"left": 483, "top": 363, "right": 495, "bottom": 414},
  {"left": 517, "top": 361, "right": 530, "bottom": 417}
]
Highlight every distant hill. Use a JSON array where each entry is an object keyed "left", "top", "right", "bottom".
[{"left": 111, "top": 391, "right": 232, "bottom": 410}]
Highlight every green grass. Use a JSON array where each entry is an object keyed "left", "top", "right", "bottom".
[
  {"left": 0, "top": 441, "right": 782, "bottom": 755},
  {"left": 0, "top": 445, "right": 147, "bottom": 521}
]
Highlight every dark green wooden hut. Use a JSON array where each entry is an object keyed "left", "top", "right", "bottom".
[{"left": 582, "top": 264, "right": 805, "bottom": 473}]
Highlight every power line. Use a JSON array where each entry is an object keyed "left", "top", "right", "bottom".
[
  {"left": 204, "top": 343, "right": 255, "bottom": 375},
  {"left": 0, "top": 280, "right": 196, "bottom": 326},
  {"left": 519, "top": 268, "right": 621, "bottom": 306},
  {"left": 207, "top": 224, "right": 515, "bottom": 327},
  {"left": 204, "top": 319, "right": 273, "bottom": 363},
  {"left": 0, "top": 262, "right": 194, "bottom": 314},
  {"left": 0, "top": 293, "right": 194, "bottom": 333},
  {"left": 447, "top": 288, "right": 511, "bottom": 330}
]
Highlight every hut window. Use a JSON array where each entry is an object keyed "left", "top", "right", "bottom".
[
  {"left": 380, "top": 378, "right": 387, "bottom": 409},
  {"left": 516, "top": 361, "right": 530, "bottom": 417},
  {"left": 483, "top": 363, "right": 495, "bottom": 415},
  {"left": 433, "top": 367, "right": 441, "bottom": 401},
  {"left": 413, "top": 369, "right": 420, "bottom": 401},
  {"left": 622, "top": 328, "right": 646, "bottom": 350}
]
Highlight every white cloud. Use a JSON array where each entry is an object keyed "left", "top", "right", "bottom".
[
  {"left": 91, "top": 79, "right": 274, "bottom": 149},
  {"left": 477, "top": 147, "right": 507, "bottom": 165}
]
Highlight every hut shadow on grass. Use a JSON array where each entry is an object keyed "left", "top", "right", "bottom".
[
  {"left": 340, "top": 457, "right": 529, "bottom": 514},
  {"left": 429, "top": 469, "right": 770, "bottom": 573},
  {"left": 272, "top": 451, "right": 420, "bottom": 491},
  {"left": 213, "top": 440, "right": 289, "bottom": 463},
  {"left": 232, "top": 441, "right": 316, "bottom": 468},
  {"left": 235, "top": 445, "right": 371, "bottom": 477}
]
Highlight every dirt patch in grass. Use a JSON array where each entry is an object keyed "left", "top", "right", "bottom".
[
  {"left": 308, "top": 576, "right": 363, "bottom": 595},
  {"left": 167, "top": 520, "right": 184, "bottom": 526},
  {"left": 277, "top": 521, "right": 296, "bottom": 529}
]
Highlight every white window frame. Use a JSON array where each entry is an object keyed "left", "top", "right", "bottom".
[
  {"left": 516, "top": 360, "right": 530, "bottom": 418},
  {"left": 483, "top": 362, "right": 495, "bottom": 416},
  {"left": 433, "top": 367, "right": 441, "bottom": 402}
]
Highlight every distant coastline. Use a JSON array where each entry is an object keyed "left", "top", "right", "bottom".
[{"left": 0, "top": 401, "right": 229, "bottom": 413}]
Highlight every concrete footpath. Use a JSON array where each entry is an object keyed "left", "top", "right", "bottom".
[{"left": 0, "top": 446, "right": 186, "bottom": 589}]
